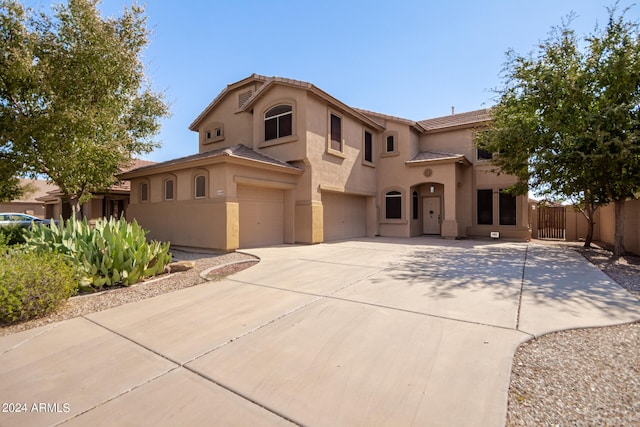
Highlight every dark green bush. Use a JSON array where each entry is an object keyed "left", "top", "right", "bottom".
[
  {"left": 0, "top": 251, "right": 76, "bottom": 325},
  {"left": 0, "top": 225, "right": 25, "bottom": 246}
]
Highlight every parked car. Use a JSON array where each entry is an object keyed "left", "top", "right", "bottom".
[{"left": 0, "top": 213, "right": 58, "bottom": 228}]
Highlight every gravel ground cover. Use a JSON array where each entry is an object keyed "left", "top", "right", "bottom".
[
  {"left": 507, "top": 242, "right": 640, "bottom": 427},
  {"left": 0, "top": 249, "right": 257, "bottom": 337}
]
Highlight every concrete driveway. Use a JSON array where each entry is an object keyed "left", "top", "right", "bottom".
[{"left": 2, "top": 237, "right": 640, "bottom": 426}]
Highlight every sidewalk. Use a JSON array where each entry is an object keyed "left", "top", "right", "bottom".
[{"left": 1, "top": 238, "right": 639, "bottom": 426}]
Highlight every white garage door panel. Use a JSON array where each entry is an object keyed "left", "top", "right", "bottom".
[
  {"left": 238, "top": 186, "right": 284, "bottom": 248},
  {"left": 323, "top": 193, "right": 367, "bottom": 241}
]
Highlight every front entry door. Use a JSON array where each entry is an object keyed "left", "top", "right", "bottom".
[{"left": 423, "top": 197, "right": 441, "bottom": 235}]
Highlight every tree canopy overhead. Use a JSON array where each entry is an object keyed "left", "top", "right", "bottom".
[
  {"left": 477, "top": 4, "right": 640, "bottom": 256},
  {"left": 0, "top": 0, "right": 169, "bottom": 215}
]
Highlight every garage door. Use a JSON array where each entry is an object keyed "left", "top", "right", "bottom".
[
  {"left": 322, "top": 192, "right": 367, "bottom": 241},
  {"left": 238, "top": 186, "right": 284, "bottom": 248}
]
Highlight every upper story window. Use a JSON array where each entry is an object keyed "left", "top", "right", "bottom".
[
  {"left": 381, "top": 132, "right": 398, "bottom": 157},
  {"left": 363, "top": 130, "right": 373, "bottom": 163},
  {"left": 194, "top": 175, "right": 206, "bottom": 199},
  {"left": 204, "top": 123, "right": 224, "bottom": 144},
  {"left": 330, "top": 113, "right": 342, "bottom": 151},
  {"left": 477, "top": 148, "right": 493, "bottom": 160},
  {"left": 140, "top": 182, "right": 149, "bottom": 202},
  {"left": 164, "top": 178, "right": 174, "bottom": 201},
  {"left": 386, "top": 135, "right": 395, "bottom": 152},
  {"left": 264, "top": 105, "right": 293, "bottom": 141}
]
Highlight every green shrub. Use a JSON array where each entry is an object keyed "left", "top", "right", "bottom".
[
  {"left": 24, "top": 217, "right": 171, "bottom": 292},
  {"left": 0, "top": 224, "right": 25, "bottom": 246},
  {"left": 0, "top": 251, "right": 76, "bottom": 325}
]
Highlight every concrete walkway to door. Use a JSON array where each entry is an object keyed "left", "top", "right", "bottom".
[{"left": 1, "top": 237, "right": 640, "bottom": 426}]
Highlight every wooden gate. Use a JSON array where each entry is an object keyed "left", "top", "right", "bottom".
[{"left": 537, "top": 206, "right": 566, "bottom": 239}]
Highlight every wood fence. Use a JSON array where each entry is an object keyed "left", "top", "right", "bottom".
[{"left": 537, "top": 206, "right": 566, "bottom": 239}]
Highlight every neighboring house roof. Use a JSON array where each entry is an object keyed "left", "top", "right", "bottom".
[
  {"left": 10, "top": 179, "right": 59, "bottom": 203},
  {"left": 418, "top": 109, "right": 492, "bottom": 133},
  {"left": 34, "top": 159, "right": 157, "bottom": 202},
  {"left": 119, "top": 144, "right": 303, "bottom": 179},
  {"left": 405, "top": 150, "right": 471, "bottom": 167},
  {"left": 189, "top": 74, "right": 385, "bottom": 132}
]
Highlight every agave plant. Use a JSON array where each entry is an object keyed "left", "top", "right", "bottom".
[{"left": 24, "top": 217, "right": 171, "bottom": 291}]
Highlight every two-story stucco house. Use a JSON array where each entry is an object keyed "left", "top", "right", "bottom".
[{"left": 119, "top": 74, "right": 530, "bottom": 250}]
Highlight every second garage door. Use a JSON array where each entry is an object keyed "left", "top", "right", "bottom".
[
  {"left": 238, "top": 186, "right": 284, "bottom": 248},
  {"left": 322, "top": 192, "right": 367, "bottom": 242}
]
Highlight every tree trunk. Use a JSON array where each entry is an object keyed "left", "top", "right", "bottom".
[
  {"left": 613, "top": 198, "right": 626, "bottom": 257},
  {"left": 580, "top": 203, "right": 597, "bottom": 248},
  {"left": 70, "top": 198, "right": 83, "bottom": 220}
]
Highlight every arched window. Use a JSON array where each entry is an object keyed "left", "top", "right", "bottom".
[
  {"left": 164, "top": 178, "right": 174, "bottom": 201},
  {"left": 139, "top": 182, "right": 149, "bottom": 202},
  {"left": 194, "top": 175, "right": 206, "bottom": 199},
  {"left": 264, "top": 105, "right": 292, "bottom": 141},
  {"left": 386, "top": 135, "right": 395, "bottom": 152},
  {"left": 385, "top": 191, "right": 402, "bottom": 219}
]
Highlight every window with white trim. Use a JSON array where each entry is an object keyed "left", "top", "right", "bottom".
[
  {"left": 195, "top": 175, "right": 206, "bottom": 199},
  {"left": 364, "top": 130, "right": 373, "bottom": 163},
  {"left": 164, "top": 179, "right": 174, "bottom": 201},
  {"left": 385, "top": 191, "right": 402, "bottom": 219},
  {"left": 140, "top": 182, "right": 149, "bottom": 202},
  {"left": 330, "top": 113, "right": 342, "bottom": 151},
  {"left": 264, "top": 105, "right": 293, "bottom": 141}
]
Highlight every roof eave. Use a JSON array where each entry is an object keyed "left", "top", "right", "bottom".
[
  {"left": 422, "top": 120, "right": 491, "bottom": 134},
  {"left": 405, "top": 156, "right": 471, "bottom": 167},
  {"left": 118, "top": 155, "right": 302, "bottom": 180}
]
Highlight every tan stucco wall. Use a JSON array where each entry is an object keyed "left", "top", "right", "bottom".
[
  {"left": 196, "top": 83, "right": 259, "bottom": 152},
  {"left": 567, "top": 200, "right": 640, "bottom": 255},
  {"left": 128, "top": 161, "right": 298, "bottom": 250}
]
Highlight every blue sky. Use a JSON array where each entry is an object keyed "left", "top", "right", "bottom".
[{"left": 24, "top": 1, "right": 638, "bottom": 162}]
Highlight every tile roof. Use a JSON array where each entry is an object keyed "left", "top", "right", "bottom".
[
  {"left": 12, "top": 179, "right": 59, "bottom": 203},
  {"left": 406, "top": 150, "right": 466, "bottom": 163},
  {"left": 190, "top": 74, "right": 385, "bottom": 132},
  {"left": 418, "top": 108, "right": 492, "bottom": 132},
  {"left": 353, "top": 108, "right": 421, "bottom": 129},
  {"left": 119, "top": 144, "right": 301, "bottom": 178}
]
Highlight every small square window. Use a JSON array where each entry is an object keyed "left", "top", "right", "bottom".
[
  {"left": 215, "top": 128, "right": 222, "bottom": 137},
  {"left": 206, "top": 131, "right": 212, "bottom": 140},
  {"left": 477, "top": 148, "right": 493, "bottom": 160}
]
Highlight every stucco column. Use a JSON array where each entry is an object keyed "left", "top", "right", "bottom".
[
  {"left": 441, "top": 182, "right": 459, "bottom": 238},
  {"left": 295, "top": 200, "right": 323, "bottom": 244},
  {"left": 366, "top": 196, "right": 377, "bottom": 237},
  {"left": 224, "top": 201, "right": 240, "bottom": 250}
]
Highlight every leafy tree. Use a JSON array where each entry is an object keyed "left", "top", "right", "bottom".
[
  {"left": 0, "top": 0, "right": 168, "bottom": 217},
  {"left": 0, "top": 152, "right": 24, "bottom": 202},
  {"left": 478, "top": 6, "right": 640, "bottom": 256}
]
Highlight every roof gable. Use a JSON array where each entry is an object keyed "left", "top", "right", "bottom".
[{"left": 189, "top": 74, "right": 385, "bottom": 132}]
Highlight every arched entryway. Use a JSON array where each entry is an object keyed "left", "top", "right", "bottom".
[{"left": 410, "top": 183, "right": 444, "bottom": 236}]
